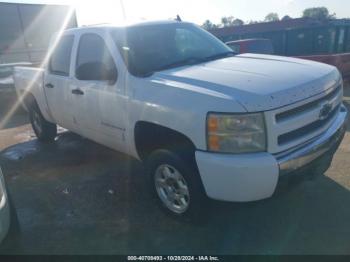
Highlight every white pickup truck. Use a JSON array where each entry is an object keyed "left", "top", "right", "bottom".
[{"left": 14, "top": 21, "right": 348, "bottom": 219}]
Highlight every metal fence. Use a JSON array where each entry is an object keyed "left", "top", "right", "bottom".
[{"left": 210, "top": 18, "right": 350, "bottom": 56}]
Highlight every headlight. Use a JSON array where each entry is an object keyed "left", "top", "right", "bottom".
[{"left": 207, "top": 112, "right": 266, "bottom": 153}]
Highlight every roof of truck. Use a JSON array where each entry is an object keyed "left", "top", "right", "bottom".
[{"left": 65, "top": 20, "right": 185, "bottom": 33}]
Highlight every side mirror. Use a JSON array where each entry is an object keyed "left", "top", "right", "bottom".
[{"left": 76, "top": 62, "right": 118, "bottom": 84}]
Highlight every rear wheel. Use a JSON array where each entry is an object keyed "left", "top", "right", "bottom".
[
  {"left": 146, "top": 150, "right": 207, "bottom": 222},
  {"left": 29, "top": 102, "right": 57, "bottom": 142}
]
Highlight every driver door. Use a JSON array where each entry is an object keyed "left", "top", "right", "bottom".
[{"left": 71, "top": 32, "right": 126, "bottom": 151}]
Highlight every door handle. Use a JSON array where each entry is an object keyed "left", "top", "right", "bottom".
[
  {"left": 45, "top": 83, "right": 54, "bottom": 88},
  {"left": 71, "top": 89, "right": 84, "bottom": 95}
]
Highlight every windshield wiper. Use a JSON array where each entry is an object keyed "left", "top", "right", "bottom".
[
  {"left": 144, "top": 52, "right": 236, "bottom": 76},
  {"left": 202, "top": 51, "right": 236, "bottom": 62},
  {"left": 154, "top": 57, "right": 205, "bottom": 73}
]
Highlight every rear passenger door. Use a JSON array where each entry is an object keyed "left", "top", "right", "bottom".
[
  {"left": 71, "top": 32, "right": 126, "bottom": 151},
  {"left": 44, "top": 34, "right": 75, "bottom": 129}
]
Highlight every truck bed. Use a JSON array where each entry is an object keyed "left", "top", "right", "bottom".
[{"left": 13, "top": 66, "right": 45, "bottom": 111}]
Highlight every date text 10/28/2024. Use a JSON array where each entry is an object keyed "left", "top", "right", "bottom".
[{"left": 127, "top": 256, "right": 220, "bottom": 261}]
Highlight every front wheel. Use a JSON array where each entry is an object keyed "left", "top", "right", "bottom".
[
  {"left": 29, "top": 102, "right": 57, "bottom": 142},
  {"left": 146, "top": 150, "right": 207, "bottom": 222}
]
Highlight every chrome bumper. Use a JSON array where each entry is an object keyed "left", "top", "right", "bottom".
[{"left": 276, "top": 104, "right": 348, "bottom": 176}]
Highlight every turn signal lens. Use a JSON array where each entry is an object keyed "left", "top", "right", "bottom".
[
  {"left": 208, "top": 135, "right": 220, "bottom": 151},
  {"left": 208, "top": 116, "right": 218, "bottom": 133}
]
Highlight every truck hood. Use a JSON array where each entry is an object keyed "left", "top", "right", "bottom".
[{"left": 152, "top": 53, "right": 340, "bottom": 111}]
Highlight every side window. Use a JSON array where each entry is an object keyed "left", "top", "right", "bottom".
[
  {"left": 49, "top": 35, "right": 74, "bottom": 76},
  {"left": 76, "top": 33, "right": 117, "bottom": 82}
]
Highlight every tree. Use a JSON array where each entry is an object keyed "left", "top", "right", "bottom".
[
  {"left": 221, "top": 16, "right": 234, "bottom": 27},
  {"left": 281, "top": 15, "right": 292, "bottom": 21},
  {"left": 302, "top": 7, "right": 336, "bottom": 20},
  {"left": 265, "top": 12, "right": 279, "bottom": 22},
  {"left": 232, "top": 18, "right": 244, "bottom": 26},
  {"left": 248, "top": 20, "right": 259, "bottom": 24},
  {"left": 220, "top": 16, "right": 244, "bottom": 27},
  {"left": 202, "top": 20, "right": 218, "bottom": 30}
]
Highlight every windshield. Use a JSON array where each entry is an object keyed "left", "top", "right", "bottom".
[{"left": 111, "top": 22, "right": 234, "bottom": 76}]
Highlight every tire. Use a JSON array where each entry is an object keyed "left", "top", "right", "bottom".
[
  {"left": 7, "top": 192, "right": 20, "bottom": 237},
  {"left": 146, "top": 149, "right": 208, "bottom": 222},
  {"left": 301, "top": 153, "right": 333, "bottom": 181},
  {"left": 0, "top": 192, "right": 20, "bottom": 251},
  {"left": 29, "top": 101, "right": 57, "bottom": 142}
]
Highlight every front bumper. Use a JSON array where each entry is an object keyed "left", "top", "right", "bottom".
[
  {"left": 195, "top": 104, "right": 348, "bottom": 202},
  {"left": 276, "top": 104, "right": 347, "bottom": 176}
]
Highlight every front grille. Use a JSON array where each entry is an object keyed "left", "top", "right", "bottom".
[
  {"left": 265, "top": 82, "right": 343, "bottom": 153},
  {"left": 276, "top": 84, "right": 341, "bottom": 123},
  {"left": 278, "top": 104, "right": 340, "bottom": 145}
]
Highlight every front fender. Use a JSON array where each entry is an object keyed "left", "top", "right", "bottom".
[{"left": 127, "top": 76, "right": 246, "bottom": 152}]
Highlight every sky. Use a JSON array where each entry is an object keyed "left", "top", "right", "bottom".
[{"left": 1, "top": 0, "right": 349, "bottom": 26}]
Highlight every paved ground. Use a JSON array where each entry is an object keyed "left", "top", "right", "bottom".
[{"left": 0, "top": 85, "right": 350, "bottom": 255}]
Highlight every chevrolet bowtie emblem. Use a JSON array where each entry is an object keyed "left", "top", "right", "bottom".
[{"left": 319, "top": 102, "right": 333, "bottom": 120}]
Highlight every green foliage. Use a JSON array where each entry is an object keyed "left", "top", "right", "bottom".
[
  {"left": 248, "top": 20, "right": 259, "bottom": 24},
  {"left": 221, "top": 16, "right": 244, "bottom": 27},
  {"left": 221, "top": 16, "right": 234, "bottom": 27},
  {"left": 265, "top": 13, "right": 279, "bottom": 22},
  {"left": 281, "top": 15, "right": 292, "bottom": 21},
  {"left": 201, "top": 20, "right": 218, "bottom": 30},
  {"left": 302, "top": 7, "right": 336, "bottom": 20},
  {"left": 202, "top": 16, "right": 245, "bottom": 30},
  {"left": 232, "top": 18, "right": 244, "bottom": 26},
  {"left": 201, "top": 6, "right": 338, "bottom": 31}
]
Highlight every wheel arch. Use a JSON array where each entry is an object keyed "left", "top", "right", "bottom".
[
  {"left": 22, "top": 91, "right": 37, "bottom": 110},
  {"left": 134, "top": 121, "right": 197, "bottom": 162}
]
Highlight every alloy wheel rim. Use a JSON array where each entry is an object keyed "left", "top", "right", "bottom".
[{"left": 154, "top": 164, "right": 190, "bottom": 214}]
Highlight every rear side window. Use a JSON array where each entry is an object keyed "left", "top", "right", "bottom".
[
  {"left": 76, "top": 33, "right": 116, "bottom": 79},
  {"left": 49, "top": 35, "right": 74, "bottom": 76}
]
